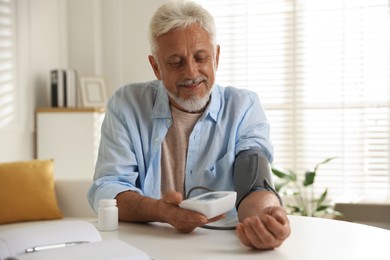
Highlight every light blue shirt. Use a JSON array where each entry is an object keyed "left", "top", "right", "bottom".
[{"left": 88, "top": 80, "right": 273, "bottom": 212}]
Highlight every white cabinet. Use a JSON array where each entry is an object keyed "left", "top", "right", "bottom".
[{"left": 36, "top": 107, "right": 105, "bottom": 179}]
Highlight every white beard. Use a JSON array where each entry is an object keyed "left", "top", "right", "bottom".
[{"left": 167, "top": 90, "right": 211, "bottom": 113}]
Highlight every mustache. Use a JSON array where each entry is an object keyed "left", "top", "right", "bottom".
[{"left": 176, "top": 76, "right": 207, "bottom": 87}]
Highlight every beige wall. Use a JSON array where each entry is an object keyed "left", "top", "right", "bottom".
[
  {"left": 0, "top": 0, "right": 164, "bottom": 162},
  {"left": 66, "top": 0, "right": 162, "bottom": 96}
]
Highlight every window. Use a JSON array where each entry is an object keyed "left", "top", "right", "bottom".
[
  {"left": 197, "top": 0, "right": 390, "bottom": 201},
  {"left": 0, "top": 0, "right": 16, "bottom": 128}
]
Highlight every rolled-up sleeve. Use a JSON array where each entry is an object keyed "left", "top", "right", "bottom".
[
  {"left": 88, "top": 81, "right": 172, "bottom": 212},
  {"left": 87, "top": 95, "right": 143, "bottom": 212},
  {"left": 235, "top": 92, "right": 273, "bottom": 162}
]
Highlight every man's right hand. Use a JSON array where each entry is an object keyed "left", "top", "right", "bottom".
[
  {"left": 158, "top": 191, "right": 224, "bottom": 233},
  {"left": 116, "top": 190, "right": 224, "bottom": 233}
]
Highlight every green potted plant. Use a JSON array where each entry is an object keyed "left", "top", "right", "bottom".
[{"left": 272, "top": 157, "right": 342, "bottom": 218}]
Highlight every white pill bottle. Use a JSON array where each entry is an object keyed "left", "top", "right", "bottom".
[{"left": 98, "top": 199, "right": 118, "bottom": 231}]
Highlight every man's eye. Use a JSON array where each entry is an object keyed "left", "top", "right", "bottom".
[
  {"left": 168, "top": 61, "right": 183, "bottom": 67},
  {"left": 196, "top": 56, "right": 208, "bottom": 62}
]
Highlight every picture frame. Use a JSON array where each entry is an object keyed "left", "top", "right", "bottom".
[{"left": 79, "top": 76, "right": 108, "bottom": 107}]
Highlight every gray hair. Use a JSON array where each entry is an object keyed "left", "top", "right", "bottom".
[{"left": 148, "top": 0, "right": 216, "bottom": 56}]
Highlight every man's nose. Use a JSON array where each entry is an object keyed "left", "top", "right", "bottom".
[{"left": 183, "top": 59, "right": 198, "bottom": 79}]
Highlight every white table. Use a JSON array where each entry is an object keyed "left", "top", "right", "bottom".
[{"left": 99, "top": 215, "right": 390, "bottom": 260}]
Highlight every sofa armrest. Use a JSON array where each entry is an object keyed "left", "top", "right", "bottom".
[{"left": 55, "top": 179, "right": 96, "bottom": 218}]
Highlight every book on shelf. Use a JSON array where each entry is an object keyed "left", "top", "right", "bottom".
[
  {"left": 0, "top": 220, "right": 150, "bottom": 260},
  {"left": 50, "top": 69, "right": 78, "bottom": 108},
  {"left": 50, "top": 69, "right": 62, "bottom": 107}
]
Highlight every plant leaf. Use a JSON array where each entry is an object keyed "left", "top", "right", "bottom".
[
  {"left": 316, "top": 188, "right": 328, "bottom": 206},
  {"left": 275, "top": 182, "right": 287, "bottom": 192},
  {"left": 314, "top": 157, "right": 337, "bottom": 171},
  {"left": 316, "top": 204, "right": 331, "bottom": 212},
  {"left": 326, "top": 208, "right": 344, "bottom": 217},
  {"left": 303, "top": 170, "right": 315, "bottom": 186},
  {"left": 272, "top": 166, "right": 297, "bottom": 182},
  {"left": 287, "top": 205, "right": 304, "bottom": 215}
]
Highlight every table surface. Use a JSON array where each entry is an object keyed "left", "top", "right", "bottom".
[{"left": 98, "top": 215, "right": 390, "bottom": 260}]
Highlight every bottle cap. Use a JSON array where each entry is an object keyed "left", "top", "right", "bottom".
[{"left": 99, "top": 199, "right": 117, "bottom": 206}]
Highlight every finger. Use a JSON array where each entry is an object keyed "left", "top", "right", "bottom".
[
  {"left": 249, "top": 217, "right": 276, "bottom": 247},
  {"left": 261, "top": 214, "right": 289, "bottom": 240},
  {"left": 169, "top": 210, "right": 208, "bottom": 233},
  {"left": 177, "top": 208, "right": 208, "bottom": 224},
  {"left": 268, "top": 208, "right": 289, "bottom": 225},
  {"left": 236, "top": 223, "right": 252, "bottom": 247},
  {"left": 163, "top": 191, "right": 183, "bottom": 205},
  {"left": 207, "top": 214, "right": 225, "bottom": 223},
  {"left": 242, "top": 217, "right": 275, "bottom": 249},
  {"left": 263, "top": 209, "right": 291, "bottom": 239}
]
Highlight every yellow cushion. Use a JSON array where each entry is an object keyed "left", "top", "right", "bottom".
[{"left": 0, "top": 159, "right": 63, "bottom": 224}]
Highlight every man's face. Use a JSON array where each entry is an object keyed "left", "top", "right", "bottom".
[{"left": 149, "top": 23, "right": 220, "bottom": 112}]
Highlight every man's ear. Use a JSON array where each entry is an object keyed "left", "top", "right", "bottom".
[
  {"left": 148, "top": 55, "right": 162, "bottom": 80},
  {"left": 215, "top": 45, "right": 220, "bottom": 70}
]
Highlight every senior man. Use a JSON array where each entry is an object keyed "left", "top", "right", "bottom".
[{"left": 88, "top": 0, "right": 290, "bottom": 250}]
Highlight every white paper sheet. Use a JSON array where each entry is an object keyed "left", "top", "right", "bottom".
[
  {"left": 0, "top": 220, "right": 101, "bottom": 259},
  {"left": 7, "top": 239, "right": 150, "bottom": 260}
]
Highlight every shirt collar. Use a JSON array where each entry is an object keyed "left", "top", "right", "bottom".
[
  {"left": 202, "top": 85, "right": 220, "bottom": 122},
  {"left": 152, "top": 81, "right": 171, "bottom": 119}
]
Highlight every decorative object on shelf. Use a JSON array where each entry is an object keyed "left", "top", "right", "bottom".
[
  {"left": 272, "top": 157, "right": 342, "bottom": 218},
  {"left": 50, "top": 69, "right": 78, "bottom": 108},
  {"left": 79, "top": 76, "right": 108, "bottom": 108}
]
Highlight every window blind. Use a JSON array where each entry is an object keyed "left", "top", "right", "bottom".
[
  {"left": 196, "top": 0, "right": 390, "bottom": 201},
  {"left": 0, "top": 0, "right": 16, "bottom": 128}
]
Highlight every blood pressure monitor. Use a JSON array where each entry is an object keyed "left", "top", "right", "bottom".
[{"left": 179, "top": 191, "right": 237, "bottom": 219}]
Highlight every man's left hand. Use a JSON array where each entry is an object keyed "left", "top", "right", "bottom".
[{"left": 236, "top": 206, "right": 290, "bottom": 250}]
